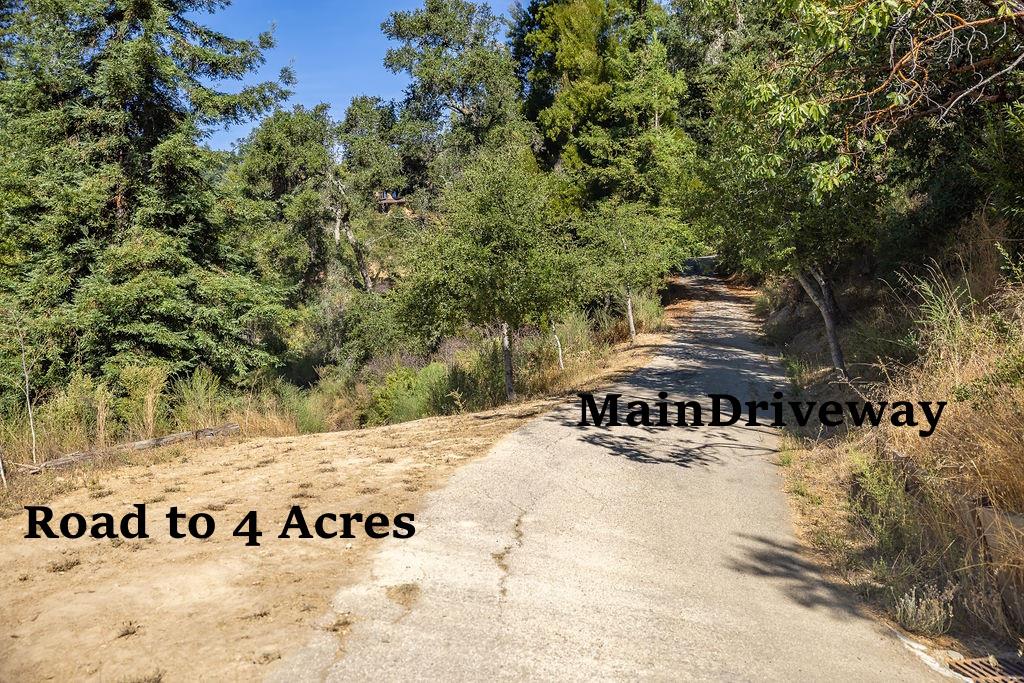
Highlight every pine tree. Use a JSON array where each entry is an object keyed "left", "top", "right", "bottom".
[
  {"left": 513, "top": 0, "right": 695, "bottom": 207},
  {"left": 222, "top": 104, "right": 337, "bottom": 300},
  {"left": 0, "top": 0, "right": 293, "bottom": 397}
]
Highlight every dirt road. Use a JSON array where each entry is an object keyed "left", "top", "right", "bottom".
[
  {"left": 273, "top": 277, "right": 940, "bottom": 681},
  {"left": 0, "top": 312, "right": 661, "bottom": 682}
]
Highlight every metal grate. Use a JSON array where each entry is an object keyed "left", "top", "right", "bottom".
[{"left": 948, "top": 656, "right": 1024, "bottom": 682}]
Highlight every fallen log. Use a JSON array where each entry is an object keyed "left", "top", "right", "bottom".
[{"left": 22, "top": 423, "right": 241, "bottom": 474}]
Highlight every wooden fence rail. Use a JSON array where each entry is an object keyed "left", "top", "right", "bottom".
[{"left": 13, "top": 423, "right": 241, "bottom": 474}]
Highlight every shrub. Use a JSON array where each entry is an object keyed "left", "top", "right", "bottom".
[
  {"left": 172, "top": 367, "right": 228, "bottom": 430},
  {"left": 367, "top": 362, "right": 454, "bottom": 425},
  {"left": 447, "top": 339, "right": 506, "bottom": 411},
  {"left": 117, "top": 366, "right": 169, "bottom": 440},
  {"left": 893, "top": 584, "right": 955, "bottom": 636},
  {"left": 850, "top": 453, "right": 921, "bottom": 558},
  {"left": 631, "top": 291, "right": 669, "bottom": 333}
]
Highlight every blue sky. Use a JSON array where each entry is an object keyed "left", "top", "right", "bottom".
[{"left": 201, "top": 1, "right": 513, "bottom": 150}]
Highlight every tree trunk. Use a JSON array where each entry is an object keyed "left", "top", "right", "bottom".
[
  {"left": 625, "top": 291, "right": 637, "bottom": 342},
  {"left": 18, "top": 330, "right": 37, "bottom": 464},
  {"left": 500, "top": 321, "right": 515, "bottom": 401},
  {"left": 796, "top": 271, "right": 848, "bottom": 378},
  {"left": 334, "top": 207, "right": 372, "bottom": 291},
  {"left": 553, "top": 329, "right": 564, "bottom": 371},
  {"left": 812, "top": 267, "right": 846, "bottom": 324}
]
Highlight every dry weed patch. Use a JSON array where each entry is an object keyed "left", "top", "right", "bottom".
[{"left": 775, "top": 253, "right": 1024, "bottom": 649}]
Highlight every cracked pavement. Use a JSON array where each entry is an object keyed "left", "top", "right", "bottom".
[{"left": 270, "top": 277, "right": 940, "bottom": 681}]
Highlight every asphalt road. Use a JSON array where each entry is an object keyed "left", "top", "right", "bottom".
[{"left": 272, "top": 277, "right": 941, "bottom": 682}]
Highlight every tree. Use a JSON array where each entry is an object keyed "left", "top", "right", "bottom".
[
  {"left": 337, "top": 95, "right": 409, "bottom": 290},
  {"left": 0, "top": 0, "right": 293, "bottom": 393},
  {"left": 777, "top": 0, "right": 1024, "bottom": 152},
  {"left": 403, "top": 129, "right": 572, "bottom": 400},
  {"left": 222, "top": 104, "right": 338, "bottom": 299},
  {"left": 688, "top": 6, "right": 880, "bottom": 376},
  {"left": 578, "top": 201, "right": 692, "bottom": 341},
  {"left": 383, "top": 0, "right": 520, "bottom": 147},
  {"left": 514, "top": 0, "right": 696, "bottom": 208}
]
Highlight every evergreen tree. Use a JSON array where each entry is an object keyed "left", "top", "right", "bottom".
[
  {"left": 221, "top": 104, "right": 337, "bottom": 300},
  {"left": 0, "top": 0, "right": 293, "bottom": 396},
  {"left": 514, "top": 0, "right": 695, "bottom": 208},
  {"left": 383, "top": 0, "right": 521, "bottom": 146}
]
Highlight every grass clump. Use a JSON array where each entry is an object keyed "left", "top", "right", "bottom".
[{"left": 893, "top": 584, "right": 955, "bottom": 637}]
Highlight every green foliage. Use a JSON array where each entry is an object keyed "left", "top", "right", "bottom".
[
  {"left": 0, "top": 0, "right": 293, "bottom": 398},
  {"left": 515, "top": 0, "right": 697, "bottom": 207},
  {"left": 17, "top": 0, "right": 1022, "bottom": 469},
  {"left": 852, "top": 452, "right": 921, "bottom": 559},
  {"left": 171, "top": 368, "right": 228, "bottom": 431},
  {"left": 577, "top": 201, "right": 695, "bottom": 302},
  {"left": 367, "top": 363, "right": 455, "bottom": 425},
  {"left": 383, "top": 0, "right": 520, "bottom": 146},
  {"left": 403, "top": 130, "right": 575, "bottom": 336},
  {"left": 222, "top": 105, "right": 337, "bottom": 298},
  {"left": 117, "top": 365, "right": 169, "bottom": 440},
  {"left": 630, "top": 292, "right": 668, "bottom": 332}
]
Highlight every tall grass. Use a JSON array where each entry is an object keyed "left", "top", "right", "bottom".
[
  {"left": 0, "top": 295, "right": 670, "bottom": 473},
  {"left": 171, "top": 368, "right": 227, "bottom": 430},
  {"left": 787, "top": 247, "right": 1024, "bottom": 643}
]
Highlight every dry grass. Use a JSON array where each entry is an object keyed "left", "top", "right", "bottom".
[
  {"left": 776, "top": 230, "right": 1024, "bottom": 649},
  {"left": 0, "top": 295, "right": 686, "bottom": 681},
  {"left": 0, "top": 287, "right": 685, "bottom": 476}
]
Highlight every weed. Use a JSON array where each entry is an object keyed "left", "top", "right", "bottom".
[
  {"left": 118, "top": 671, "right": 163, "bottom": 683},
  {"left": 782, "top": 355, "right": 813, "bottom": 390},
  {"left": 117, "top": 621, "right": 141, "bottom": 638},
  {"left": 48, "top": 557, "right": 80, "bottom": 573},
  {"left": 324, "top": 614, "right": 353, "bottom": 634},
  {"left": 171, "top": 367, "right": 226, "bottom": 430},
  {"left": 893, "top": 584, "right": 955, "bottom": 636}
]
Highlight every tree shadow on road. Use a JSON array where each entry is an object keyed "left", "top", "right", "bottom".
[
  {"left": 727, "top": 533, "right": 870, "bottom": 620},
  {"left": 576, "top": 429, "right": 724, "bottom": 468}
]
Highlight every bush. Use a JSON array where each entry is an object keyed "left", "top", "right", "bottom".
[
  {"left": 442, "top": 338, "right": 504, "bottom": 411},
  {"left": 555, "top": 309, "right": 596, "bottom": 362},
  {"left": 851, "top": 453, "right": 921, "bottom": 558},
  {"left": 367, "top": 362, "right": 455, "bottom": 425},
  {"left": 893, "top": 584, "right": 955, "bottom": 637},
  {"left": 631, "top": 291, "right": 669, "bottom": 333},
  {"left": 117, "top": 365, "right": 169, "bottom": 440},
  {"left": 172, "top": 367, "right": 229, "bottom": 430}
]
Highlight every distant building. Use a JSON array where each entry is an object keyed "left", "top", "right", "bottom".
[{"left": 376, "top": 190, "right": 406, "bottom": 211}]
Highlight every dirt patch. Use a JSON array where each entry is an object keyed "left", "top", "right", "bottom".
[
  {"left": 384, "top": 582, "right": 422, "bottom": 609},
  {"left": 0, "top": 291, "right": 690, "bottom": 681},
  {"left": 0, "top": 404, "right": 549, "bottom": 681}
]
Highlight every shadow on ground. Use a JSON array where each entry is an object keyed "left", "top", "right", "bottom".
[{"left": 727, "top": 533, "right": 871, "bottom": 620}]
